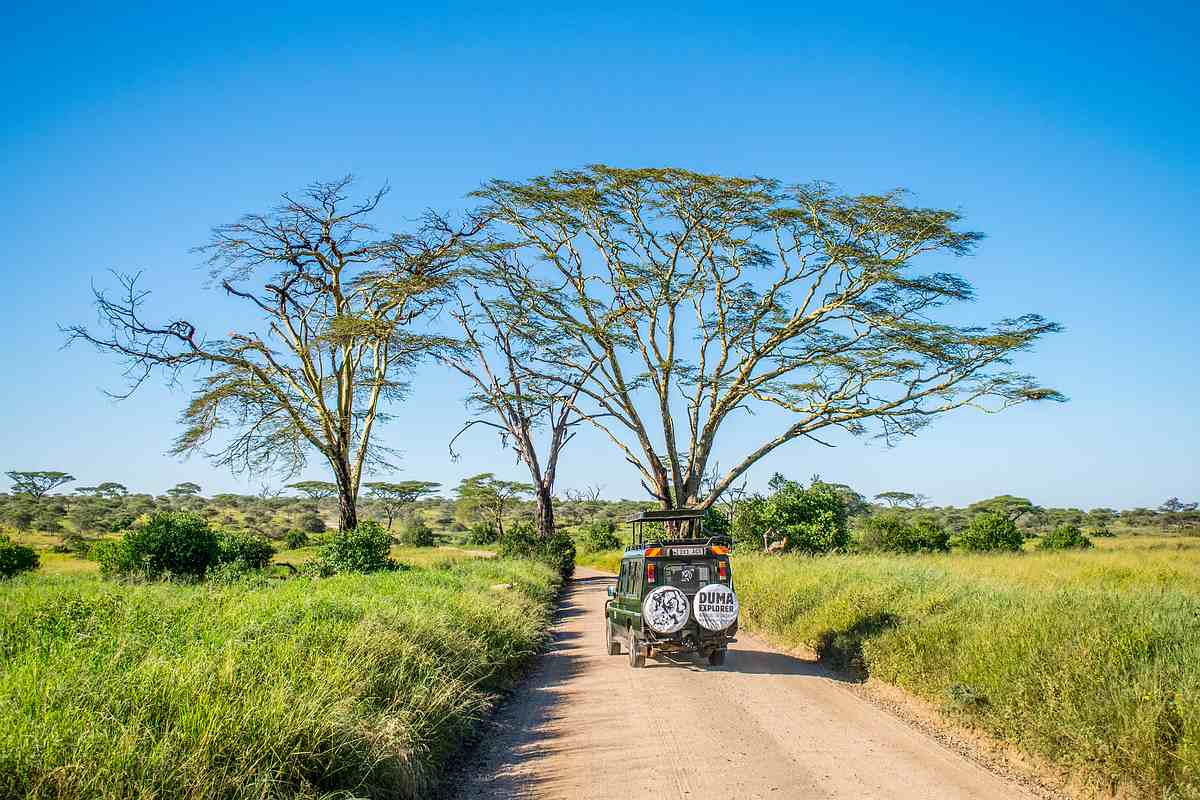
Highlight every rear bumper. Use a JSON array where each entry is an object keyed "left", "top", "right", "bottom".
[{"left": 643, "top": 619, "right": 739, "bottom": 652}]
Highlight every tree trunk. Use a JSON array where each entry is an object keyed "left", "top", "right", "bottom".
[
  {"left": 331, "top": 457, "right": 358, "bottom": 531},
  {"left": 534, "top": 485, "right": 555, "bottom": 538}
]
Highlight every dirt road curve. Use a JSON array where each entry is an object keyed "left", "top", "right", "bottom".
[{"left": 454, "top": 568, "right": 1030, "bottom": 800}]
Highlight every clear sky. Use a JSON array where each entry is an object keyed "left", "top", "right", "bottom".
[{"left": 1, "top": 2, "right": 1196, "bottom": 509}]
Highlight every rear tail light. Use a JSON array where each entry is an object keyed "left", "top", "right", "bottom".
[
  {"left": 646, "top": 563, "right": 656, "bottom": 583},
  {"left": 718, "top": 562, "right": 728, "bottom": 580}
]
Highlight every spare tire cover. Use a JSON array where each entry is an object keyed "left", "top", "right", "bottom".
[
  {"left": 693, "top": 583, "right": 739, "bottom": 631},
  {"left": 642, "top": 585, "right": 690, "bottom": 633}
]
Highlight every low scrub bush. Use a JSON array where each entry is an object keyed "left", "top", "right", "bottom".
[
  {"left": 0, "top": 558, "right": 561, "bottom": 799},
  {"left": 578, "top": 519, "right": 623, "bottom": 553},
  {"left": 306, "top": 521, "right": 396, "bottom": 576},
  {"left": 98, "top": 511, "right": 220, "bottom": 579},
  {"left": 299, "top": 512, "right": 326, "bottom": 534},
  {"left": 216, "top": 530, "right": 276, "bottom": 568},
  {"left": 284, "top": 530, "right": 309, "bottom": 549},
  {"left": 0, "top": 535, "right": 39, "bottom": 578},
  {"left": 732, "top": 480, "right": 848, "bottom": 554},
  {"left": 499, "top": 522, "right": 575, "bottom": 577},
  {"left": 1038, "top": 524, "right": 1093, "bottom": 550},
  {"left": 464, "top": 521, "right": 498, "bottom": 545},
  {"left": 398, "top": 518, "right": 436, "bottom": 547},
  {"left": 956, "top": 511, "right": 1023, "bottom": 552},
  {"left": 859, "top": 514, "right": 950, "bottom": 554}
]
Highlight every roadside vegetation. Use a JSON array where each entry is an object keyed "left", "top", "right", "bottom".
[{"left": 0, "top": 552, "right": 559, "bottom": 800}]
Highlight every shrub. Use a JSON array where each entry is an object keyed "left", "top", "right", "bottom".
[
  {"left": 464, "top": 521, "right": 498, "bottom": 545},
  {"left": 305, "top": 521, "right": 395, "bottom": 576},
  {"left": 499, "top": 522, "right": 576, "bottom": 576},
  {"left": 33, "top": 516, "right": 62, "bottom": 534},
  {"left": 703, "top": 506, "right": 732, "bottom": 539},
  {"left": 760, "top": 481, "right": 849, "bottom": 554},
  {"left": 98, "top": 511, "right": 220, "bottom": 579},
  {"left": 397, "top": 517, "right": 436, "bottom": 547},
  {"left": 107, "top": 513, "right": 138, "bottom": 533},
  {"left": 215, "top": 530, "right": 276, "bottom": 568},
  {"left": 1038, "top": 524, "right": 1093, "bottom": 551},
  {"left": 957, "top": 511, "right": 1023, "bottom": 552},
  {"left": 299, "top": 513, "right": 327, "bottom": 534},
  {"left": 578, "top": 519, "right": 623, "bottom": 553},
  {"left": 731, "top": 495, "right": 769, "bottom": 551},
  {"left": 860, "top": 513, "right": 951, "bottom": 554},
  {"left": 1091, "top": 523, "right": 1115, "bottom": 538},
  {"left": 0, "top": 535, "right": 38, "bottom": 578},
  {"left": 284, "top": 530, "right": 309, "bottom": 549}
]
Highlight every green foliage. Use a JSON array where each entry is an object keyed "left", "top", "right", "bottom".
[
  {"left": 0, "top": 558, "right": 560, "bottom": 799},
  {"left": 397, "top": 517, "right": 436, "bottom": 547},
  {"left": 1038, "top": 524, "right": 1093, "bottom": 551},
  {"left": 98, "top": 511, "right": 220, "bottom": 579},
  {"left": 578, "top": 519, "right": 623, "bottom": 553},
  {"left": 759, "top": 479, "right": 849, "bottom": 554},
  {"left": 215, "top": 530, "right": 276, "bottom": 569},
  {"left": 306, "top": 521, "right": 396, "bottom": 576},
  {"left": 731, "top": 495, "right": 768, "bottom": 551},
  {"left": 0, "top": 534, "right": 39, "bottom": 578},
  {"left": 6, "top": 470, "right": 75, "bottom": 498},
  {"left": 702, "top": 506, "right": 731, "bottom": 538},
  {"left": 859, "top": 513, "right": 950, "bottom": 554},
  {"left": 298, "top": 513, "right": 326, "bottom": 534},
  {"left": 957, "top": 511, "right": 1024, "bottom": 552},
  {"left": 464, "top": 521, "right": 498, "bottom": 545},
  {"left": 284, "top": 530, "right": 309, "bottom": 550},
  {"left": 498, "top": 522, "right": 575, "bottom": 577}
]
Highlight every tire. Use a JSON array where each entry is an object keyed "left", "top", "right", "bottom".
[
  {"left": 628, "top": 630, "right": 646, "bottom": 668},
  {"left": 606, "top": 618, "right": 621, "bottom": 655},
  {"left": 707, "top": 648, "right": 726, "bottom": 667}
]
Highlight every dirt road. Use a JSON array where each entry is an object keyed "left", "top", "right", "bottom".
[{"left": 454, "top": 568, "right": 1031, "bottom": 800}]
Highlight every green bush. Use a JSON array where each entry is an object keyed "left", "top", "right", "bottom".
[
  {"left": 215, "top": 530, "right": 276, "bottom": 568},
  {"left": 956, "top": 511, "right": 1023, "bottom": 552},
  {"left": 859, "top": 513, "right": 950, "bottom": 554},
  {"left": 107, "top": 513, "right": 138, "bottom": 533},
  {"left": 305, "top": 521, "right": 396, "bottom": 576},
  {"left": 298, "top": 513, "right": 326, "bottom": 534},
  {"left": 731, "top": 495, "right": 768, "bottom": 551},
  {"left": 0, "top": 535, "right": 38, "bottom": 578},
  {"left": 578, "top": 519, "right": 622, "bottom": 553},
  {"left": 499, "top": 522, "right": 575, "bottom": 577},
  {"left": 398, "top": 518, "right": 436, "bottom": 547},
  {"left": 284, "top": 530, "right": 309, "bottom": 549},
  {"left": 702, "top": 506, "right": 732, "bottom": 539},
  {"left": 763, "top": 481, "right": 849, "bottom": 554},
  {"left": 464, "top": 521, "right": 498, "bottom": 545},
  {"left": 99, "top": 511, "right": 220, "bottom": 579},
  {"left": 1038, "top": 524, "right": 1093, "bottom": 550}
]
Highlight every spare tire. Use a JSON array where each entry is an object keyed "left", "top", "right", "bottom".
[
  {"left": 693, "top": 583, "right": 739, "bottom": 631},
  {"left": 642, "top": 585, "right": 690, "bottom": 633}
]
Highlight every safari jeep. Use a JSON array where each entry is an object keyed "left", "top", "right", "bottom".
[{"left": 604, "top": 510, "right": 739, "bottom": 668}]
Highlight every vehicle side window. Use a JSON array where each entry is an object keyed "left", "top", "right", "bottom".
[
  {"left": 618, "top": 561, "right": 627, "bottom": 593},
  {"left": 632, "top": 561, "right": 643, "bottom": 596}
]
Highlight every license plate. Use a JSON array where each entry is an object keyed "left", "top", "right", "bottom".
[{"left": 670, "top": 546, "right": 704, "bottom": 556}]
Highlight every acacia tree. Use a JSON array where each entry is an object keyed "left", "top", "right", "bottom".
[
  {"left": 67, "top": 178, "right": 479, "bottom": 530},
  {"left": 364, "top": 480, "right": 441, "bottom": 530},
  {"left": 454, "top": 473, "right": 533, "bottom": 539},
  {"left": 875, "top": 491, "right": 929, "bottom": 509},
  {"left": 968, "top": 494, "right": 1040, "bottom": 523},
  {"left": 472, "top": 166, "right": 1063, "bottom": 510},
  {"left": 6, "top": 471, "right": 74, "bottom": 498},
  {"left": 440, "top": 286, "right": 595, "bottom": 537},
  {"left": 287, "top": 480, "right": 338, "bottom": 502}
]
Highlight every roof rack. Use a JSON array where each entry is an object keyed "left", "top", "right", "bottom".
[{"left": 626, "top": 508, "right": 727, "bottom": 548}]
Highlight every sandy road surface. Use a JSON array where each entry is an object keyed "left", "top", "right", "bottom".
[{"left": 453, "top": 567, "right": 1031, "bottom": 800}]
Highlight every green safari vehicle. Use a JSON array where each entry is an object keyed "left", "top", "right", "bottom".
[{"left": 604, "top": 510, "right": 739, "bottom": 668}]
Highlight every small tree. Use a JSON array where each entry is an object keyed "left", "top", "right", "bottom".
[
  {"left": 0, "top": 535, "right": 39, "bottom": 579},
  {"left": 287, "top": 481, "right": 339, "bottom": 503},
  {"left": 454, "top": 473, "right": 532, "bottom": 539},
  {"left": 1038, "top": 524, "right": 1093, "bottom": 550},
  {"left": 7, "top": 471, "right": 74, "bottom": 498},
  {"left": 874, "top": 491, "right": 929, "bottom": 509},
  {"left": 957, "top": 511, "right": 1023, "bottom": 552},
  {"left": 968, "top": 495, "right": 1040, "bottom": 523},
  {"left": 167, "top": 482, "right": 203, "bottom": 498},
  {"left": 364, "top": 480, "right": 441, "bottom": 530},
  {"left": 66, "top": 178, "right": 481, "bottom": 531}
]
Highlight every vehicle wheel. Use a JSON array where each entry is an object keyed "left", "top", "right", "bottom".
[
  {"left": 606, "top": 618, "right": 621, "bottom": 655},
  {"left": 707, "top": 648, "right": 726, "bottom": 667},
  {"left": 628, "top": 631, "right": 646, "bottom": 668}
]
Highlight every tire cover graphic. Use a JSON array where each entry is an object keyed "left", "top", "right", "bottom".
[
  {"left": 642, "top": 585, "right": 690, "bottom": 634},
  {"left": 693, "top": 583, "right": 739, "bottom": 631}
]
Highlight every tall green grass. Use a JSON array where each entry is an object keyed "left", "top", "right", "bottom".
[
  {"left": 735, "top": 553, "right": 1200, "bottom": 798},
  {"left": 0, "top": 558, "right": 559, "bottom": 799}
]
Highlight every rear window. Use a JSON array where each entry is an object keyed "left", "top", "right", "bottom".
[{"left": 662, "top": 561, "right": 713, "bottom": 590}]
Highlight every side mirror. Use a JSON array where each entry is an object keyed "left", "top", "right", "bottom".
[{"left": 606, "top": 586, "right": 615, "bottom": 599}]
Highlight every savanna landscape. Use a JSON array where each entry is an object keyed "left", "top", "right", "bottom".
[{"left": 4, "top": 6, "right": 1198, "bottom": 800}]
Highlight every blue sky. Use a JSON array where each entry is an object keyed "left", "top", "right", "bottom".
[{"left": 1, "top": 2, "right": 1196, "bottom": 509}]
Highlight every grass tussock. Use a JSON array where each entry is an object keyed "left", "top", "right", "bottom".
[
  {"left": 0, "top": 557, "right": 559, "bottom": 800},
  {"left": 734, "top": 552, "right": 1200, "bottom": 798}
]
